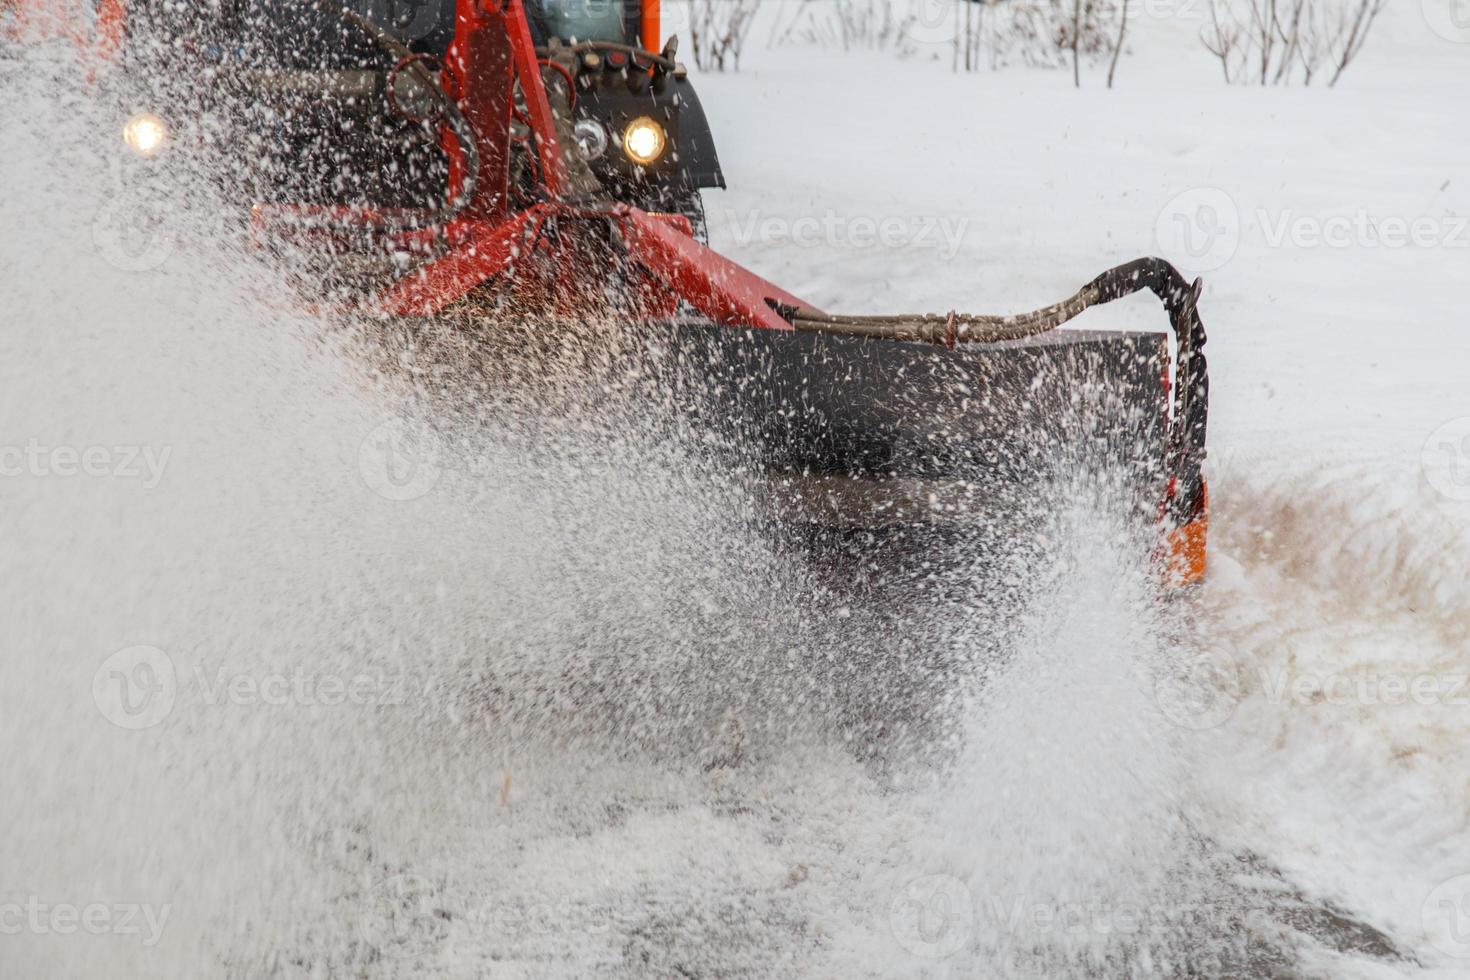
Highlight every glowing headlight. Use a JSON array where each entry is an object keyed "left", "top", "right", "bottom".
[
  {"left": 621, "top": 116, "right": 666, "bottom": 166},
  {"left": 122, "top": 112, "right": 168, "bottom": 157},
  {"left": 573, "top": 118, "right": 609, "bottom": 161}
]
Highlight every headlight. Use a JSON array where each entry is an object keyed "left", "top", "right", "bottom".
[
  {"left": 621, "top": 116, "right": 666, "bottom": 166},
  {"left": 573, "top": 118, "right": 609, "bottom": 161},
  {"left": 122, "top": 112, "right": 168, "bottom": 157}
]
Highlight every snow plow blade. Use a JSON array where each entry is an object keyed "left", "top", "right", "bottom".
[
  {"left": 665, "top": 326, "right": 1165, "bottom": 521},
  {"left": 646, "top": 258, "right": 1209, "bottom": 583}
]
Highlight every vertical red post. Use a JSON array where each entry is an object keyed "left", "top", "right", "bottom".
[
  {"left": 502, "top": 0, "right": 570, "bottom": 200},
  {"left": 640, "top": 0, "right": 660, "bottom": 54},
  {"left": 442, "top": 0, "right": 515, "bottom": 223},
  {"left": 94, "top": 0, "right": 126, "bottom": 60}
]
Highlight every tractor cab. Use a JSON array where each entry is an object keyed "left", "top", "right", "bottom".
[
  {"left": 107, "top": 0, "right": 722, "bottom": 235},
  {"left": 519, "top": 0, "right": 725, "bottom": 230},
  {"left": 120, "top": 1, "right": 456, "bottom": 65}
]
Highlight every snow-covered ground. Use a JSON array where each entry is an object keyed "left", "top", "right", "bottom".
[
  {"left": 694, "top": 6, "right": 1470, "bottom": 974},
  {"left": 2, "top": 3, "right": 1468, "bottom": 978},
  {"left": 693, "top": 5, "right": 1470, "bottom": 975}
]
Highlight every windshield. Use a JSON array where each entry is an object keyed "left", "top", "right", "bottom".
[
  {"left": 526, "top": 0, "right": 628, "bottom": 43},
  {"left": 349, "top": 0, "right": 456, "bottom": 53},
  {"left": 126, "top": 0, "right": 458, "bottom": 68}
]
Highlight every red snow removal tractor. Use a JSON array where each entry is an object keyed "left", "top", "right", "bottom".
[{"left": 24, "top": 0, "right": 1210, "bottom": 584}]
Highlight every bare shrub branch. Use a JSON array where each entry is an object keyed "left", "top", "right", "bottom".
[
  {"left": 771, "top": 0, "right": 918, "bottom": 55},
  {"left": 1202, "top": 0, "right": 1384, "bottom": 86},
  {"left": 687, "top": 0, "right": 762, "bottom": 71},
  {"left": 1106, "top": 0, "right": 1129, "bottom": 88}
]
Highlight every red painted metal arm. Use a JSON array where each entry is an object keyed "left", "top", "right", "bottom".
[
  {"left": 374, "top": 211, "right": 539, "bottom": 316},
  {"left": 95, "top": 0, "right": 126, "bottom": 59},
  {"left": 503, "top": 0, "right": 569, "bottom": 200},
  {"left": 618, "top": 207, "right": 821, "bottom": 331}
]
